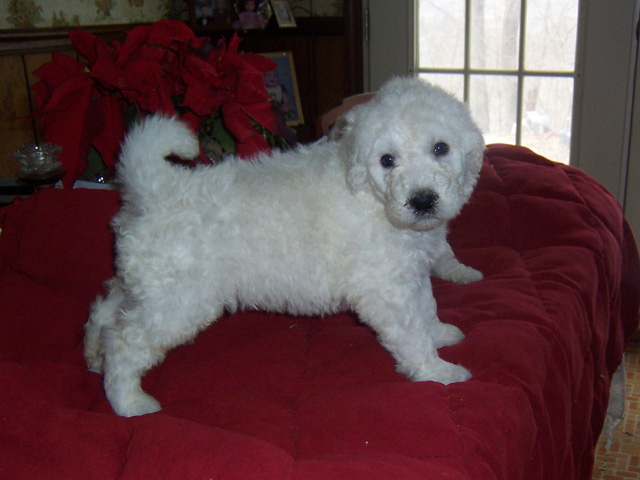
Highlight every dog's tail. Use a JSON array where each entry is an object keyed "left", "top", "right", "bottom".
[{"left": 117, "top": 115, "right": 200, "bottom": 203}]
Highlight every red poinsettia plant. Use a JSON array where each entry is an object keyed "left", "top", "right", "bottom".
[{"left": 32, "top": 20, "right": 280, "bottom": 188}]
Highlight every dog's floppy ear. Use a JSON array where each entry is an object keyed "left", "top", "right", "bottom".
[
  {"left": 337, "top": 109, "right": 369, "bottom": 192},
  {"left": 328, "top": 114, "right": 351, "bottom": 142}
]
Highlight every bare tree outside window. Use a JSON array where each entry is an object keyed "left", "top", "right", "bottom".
[{"left": 417, "top": 0, "right": 579, "bottom": 164}]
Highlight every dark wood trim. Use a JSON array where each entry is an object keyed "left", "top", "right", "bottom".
[
  {"left": 0, "top": 24, "right": 143, "bottom": 56},
  {"left": 0, "top": 17, "right": 348, "bottom": 56},
  {"left": 344, "top": 0, "right": 364, "bottom": 96},
  {"left": 194, "top": 16, "right": 345, "bottom": 38}
]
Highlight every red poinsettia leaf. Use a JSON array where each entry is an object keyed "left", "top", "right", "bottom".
[
  {"left": 206, "top": 36, "right": 227, "bottom": 65},
  {"left": 236, "top": 131, "right": 270, "bottom": 159},
  {"left": 235, "top": 71, "right": 270, "bottom": 104},
  {"left": 182, "top": 53, "right": 220, "bottom": 84},
  {"left": 118, "top": 59, "right": 175, "bottom": 115},
  {"left": 33, "top": 52, "right": 86, "bottom": 92},
  {"left": 221, "top": 102, "right": 255, "bottom": 142},
  {"left": 142, "top": 84, "right": 176, "bottom": 115},
  {"left": 242, "top": 53, "right": 277, "bottom": 74},
  {"left": 37, "top": 77, "right": 96, "bottom": 188},
  {"left": 69, "top": 28, "right": 110, "bottom": 67},
  {"left": 115, "top": 24, "right": 152, "bottom": 65},
  {"left": 148, "top": 19, "right": 196, "bottom": 48},
  {"left": 31, "top": 52, "right": 91, "bottom": 125},
  {"left": 241, "top": 100, "right": 277, "bottom": 132},
  {"left": 91, "top": 95, "right": 126, "bottom": 170},
  {"left": 138, "top": 44, "right": 173, "bottom": 65},
  {"left": 90, "top": 44, "right": 125, "bottom": 91},
  {"left": 227, "top": 33, "right": 242, "bottom": 56},
  {"left": 182, "top": 82, "right": 228, "bottom": 116},
  {"left": 52, "top": 51, "right": 87, "bottom": 76},
  {"left": 188, "top": 36, "right": 209, "bottom": 52},
  {"left": 216, "top": 34, "right": 245, "bottom": 72}
]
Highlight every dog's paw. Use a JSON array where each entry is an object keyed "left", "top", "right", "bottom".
[
  {"left": 433, "top": 259, "right": 483, "bottom": 284},
  {"left": 431, "top": 322, "right": 465, "bottom": 348},
  {"left": 401, "top": 358, "right": 471, "bottom": 385},
  {"left": 454, "top": 266, "right": 483, "bottom": 284},
  {"left": 110, "top": 390, "right": 162, "bottom": 417},
  {"left": 84, "top": 352, "right": 104, "bottom": 374}
]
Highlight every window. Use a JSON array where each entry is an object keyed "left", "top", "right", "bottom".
[{"left": 416, "top": 0, "right": 579, "bottom": 164}]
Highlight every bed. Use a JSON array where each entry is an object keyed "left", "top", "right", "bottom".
[{"left": 1, "top": 143, "right": 638, "bottom": 480}]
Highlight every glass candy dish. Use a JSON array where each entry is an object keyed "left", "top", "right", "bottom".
[{"left": 14, "top": 143, "right": 62, "bottom": 176}]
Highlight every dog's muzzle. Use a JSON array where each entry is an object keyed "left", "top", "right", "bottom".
[{"left": 408, "top": 190, "right": 439, "bottom": 216}]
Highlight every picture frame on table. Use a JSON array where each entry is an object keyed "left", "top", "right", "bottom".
[
  {"left": 261, "top": 52, "right": 304, "bottom": 126},
  {"left": 271, "top": 1, "right": 296, "bottom": 28}
]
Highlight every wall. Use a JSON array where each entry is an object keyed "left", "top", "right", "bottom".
[{"left": 364, "top": 0, "right": 411, "bottom": 91}]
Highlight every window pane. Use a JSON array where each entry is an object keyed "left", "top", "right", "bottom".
[
  {"left": 470, "top": 0, "right": 521, "bottom": 70},
  {"left": 525, "top": 0, "right": 579, "bottom": 71},
  {"left": 469, "top": 75, "right": 517, "bottom": 145},
  {"left": 417, "top": 0, "right": 465, "bottom": 69},
  {"left": 521, "top": 76, "right": 573, "bottom": 164},
  {"left": 418, "top": 73, "right": 464, "bottom": 100}
]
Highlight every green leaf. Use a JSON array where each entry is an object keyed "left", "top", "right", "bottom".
[{"left": 210, "top": 115, "right": 236, "bottom": 154}]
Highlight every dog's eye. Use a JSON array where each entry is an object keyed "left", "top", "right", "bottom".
[
  {"left": 433, "top": 142, "right": 449, "bottom": 156},
  {"left": 380, "top": 154, "right": 395, "bottom": 168}
]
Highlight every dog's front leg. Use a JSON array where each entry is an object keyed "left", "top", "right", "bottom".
[
  {"left": 354, "top": 282, "right": 471, "bottom": 385},
  {"left": 431, "top": 242, "right": 483, "bottom": 284}
]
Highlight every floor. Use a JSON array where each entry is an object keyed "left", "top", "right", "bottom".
[{"left": 592, "top": 340, "right": 640, "bottom": 479}]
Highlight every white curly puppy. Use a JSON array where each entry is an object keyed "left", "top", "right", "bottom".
[{"left": 84, "top": 76, "right": 485, "bottom": 417}]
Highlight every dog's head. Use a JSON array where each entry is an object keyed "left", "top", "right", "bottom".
[{"left": 337, "top": 77, "right": 485, "bottom": 231}]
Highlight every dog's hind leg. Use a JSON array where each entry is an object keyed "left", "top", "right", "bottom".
[
  {"left": 102, "top": 325, "right": 164, "bottom": 417},
  {"left": 101, "top": 301, "right": 223, "bottom": 417},
  {"left": 84, "top": 280, "right": 126, "bottom": 374}
]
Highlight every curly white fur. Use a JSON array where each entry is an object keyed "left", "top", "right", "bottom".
[{"left": 84, "top": 77, "right": 485, "bottom": 417}]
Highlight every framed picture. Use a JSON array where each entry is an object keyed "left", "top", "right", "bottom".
[
  {"left": 261, "top": 52, "right": 304, "bottom": 126},
  {"left": 191, "top": 0, "right": 233, "bottom": 28},
  {"left": 271, "top": 0, "right": 296, "bottom": 28}
]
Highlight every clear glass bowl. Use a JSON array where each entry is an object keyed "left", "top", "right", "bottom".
[{"left": 14, "top": 143, "right": 62, "bottom": 175}]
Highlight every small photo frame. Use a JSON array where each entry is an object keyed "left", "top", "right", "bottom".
[
  {"left": 271, "top": 0, "right": 296, "bottom": 28},
  {"left": 192, "top": 1, "right": 233, "bottom": 27},
  {"left": 262, "top": 52, "right": 304, "bottom": 126}
]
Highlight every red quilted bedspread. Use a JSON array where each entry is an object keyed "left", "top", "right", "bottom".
[{"left": 1, "top": 144, "right": 638, "bottom": 480}]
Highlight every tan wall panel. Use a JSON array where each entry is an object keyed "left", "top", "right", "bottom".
[{"left": 0, "top": 55, "right": 36, "bottom": 178}]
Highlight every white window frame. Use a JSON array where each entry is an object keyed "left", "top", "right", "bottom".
[
  {"left": 365, "top": 0, "right": 639, "bottom": 206},
  {"left": 413, "top": 0, "right": 576, "bottom": 150}
]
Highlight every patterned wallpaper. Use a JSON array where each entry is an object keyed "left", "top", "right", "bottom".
[
  {"left": 1, "top": 0, "right": 173, "bottom": 29},
  {"left": 0, "top": 0, "right": 343, "bottom": 29}
]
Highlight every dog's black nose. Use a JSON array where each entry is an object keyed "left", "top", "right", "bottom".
[{"left": 409, "top": 190, "right": 438, "bottom": 214}]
